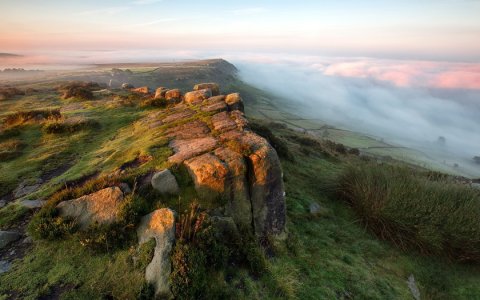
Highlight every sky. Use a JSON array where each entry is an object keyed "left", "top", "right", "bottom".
[{"left": 1, "top": 0, "right": 480, "bottom": 61}]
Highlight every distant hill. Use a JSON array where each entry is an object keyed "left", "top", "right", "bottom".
[{"left": 0, "top": 53, "right": 22, "bottom": 57}]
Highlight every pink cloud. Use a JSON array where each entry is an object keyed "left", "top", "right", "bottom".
[{"left": 323, "top": 59, "right": 480, "bottom": 90}]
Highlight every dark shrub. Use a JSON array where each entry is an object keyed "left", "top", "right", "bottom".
[
  {"left": 348, "top": 148, "right": 360, "bottom": 155},
  {"left": 42, "top": 118, "right": 100, "bottom": 134},
  {"left": 58, "top": 81, "right": 99, "bottom": 100},
  {"left": 0, "top": 87, "right": 24, "bottom": 100},
  {"left": 3, "top": 109, "right": 61, "bottom": 126},
  {"left": 324, "top": 140, "right": 347, "bottom": 154},
  {"left": 141, "top": 97, "right": 168, "bottom": 108}
]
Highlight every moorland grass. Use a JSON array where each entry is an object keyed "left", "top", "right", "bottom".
[{"left": 334, "top": 163, "right": 480, "bottom": 262}]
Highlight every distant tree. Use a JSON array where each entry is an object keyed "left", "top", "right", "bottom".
[
  {"left": 437, "top": 136, "right": 446, "bottom": 145},
  {"left": 473, "top": 156, "right": 480, "bottom": 164}
]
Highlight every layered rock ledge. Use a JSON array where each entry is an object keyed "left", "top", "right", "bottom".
[{"left": 154, "top": 83, "right": 286, "bottom": 237}]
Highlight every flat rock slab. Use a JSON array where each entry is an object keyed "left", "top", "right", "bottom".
[
  {"left": 0, "top": 231, "right": 21, "bottom": 249},
  {"left": 137, "top": 208, "right": 175, "bottom": 298},
  {"left": 13, "top": 181, "right": 42, "bottom": 198},
  {"left": 18, "top": 199, "right": 45, "bottom": 209},
  {"left": 162, "top": 109, "right": 196, "bottom": 123},
  {"left": 168, "top": 137, "right": 218, "bottom": 164},
  {"left": 200, "top": 98, "right": 227, "bottom": 113},
  {"left": 165, "top": 120, "right": 210, "bottom": 140},
  {"left": 56, "top": 187, "right": 124, "bottom": 230},
  {"left": 211, "top": 111, "right": 237, "bottom": 133}
]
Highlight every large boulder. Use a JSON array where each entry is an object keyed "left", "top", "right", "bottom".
[
  {"left": 137, "top": 208, "right": 175, "bottom": 298},
  {"left": 0, "top": 231, "right": 21, "bottom": 249},
  {"left": 151, "top": 169, "right": 180, "bottom": 195},
  {"left": 184, "top": 89, "right": 212, "bottom": 105},
  {"left": 225, "top": 93, "right": 244, "bottom": 112},
  {"left": 193, "top": 83, "right": 220, "bottom": 96},
  {"left": 56, "top": 187, "right": 124, "bottom": 230},
  {"left": 154, "top": 87, "right": 168, "bottom": 99}
]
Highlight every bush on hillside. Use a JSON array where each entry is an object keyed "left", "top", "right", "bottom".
[
  {"left": 335, "top": 163, "right": 480, "bottom": 262},
  {"left": 3, "top": 109, "right": 61, "bottom": 126},
  {"left": 42, "top": 118, "right": 100, "bottom": 134},
  {"left": 58, "top": 81, "right": 99, "bottom": 100}
]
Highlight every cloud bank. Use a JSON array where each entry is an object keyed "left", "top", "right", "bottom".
[{"left": 234, "top": 56, "right": 480, "bottom": 175}]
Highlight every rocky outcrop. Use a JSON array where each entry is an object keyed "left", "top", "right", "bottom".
[
  {"left": 151, "top": 169, "right": 180, "bottom": 195},
  {"left": 137, "top": 208, "right": 175, "bottom": 297},
  {"left": 0, "top": 231, "right": 21, "bottom": 249},
  {"left": 56, "top": 187, "right": 124, "bottom": 229},
  {"left": 162, "top": 83, "right": 286, "bottom": 236}
]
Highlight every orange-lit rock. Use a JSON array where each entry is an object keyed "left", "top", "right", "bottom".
[
  {"left": 225, "top": 93, "right": 244, "bottom": 112},
  {"left": 193, "top": 82, "right": 220, "bottom": 96},
  {"left": 165, "top": 89, "right": 182, "bottom": 102},
  {"left": 154, "top": 87, "right": 168, "bottom": 99},
  {"left": 211, "top": 111, "right": 237, "bottom": 133},
  {"left": 131, "top": 86, "right": 150, "bottom": 94},
  {"left": 164, "top": 83, "right": 286, "bottom": 237},
  {"left": 56, "top": 186, "right": 124, "bottom": 230},
  {"left": 184, "top": 89, "right": 212, "bottom": 104},
  {"left": 184, "top": 153, "right": 228, "bottom": 202},
  {"left": 168, "top": 136, "right": 218, "bottom": 164}
]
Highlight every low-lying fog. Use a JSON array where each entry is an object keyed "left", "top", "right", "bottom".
[
  {"left": 234, "top": 56, "right": 480, "bottom": 177},
  {"left": 2, "top": 51, "right": 479, "bottom": 177}
]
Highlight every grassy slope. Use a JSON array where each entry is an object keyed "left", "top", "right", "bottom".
[
  {"left": 259, "top": 124, "right": 480, "bottom": 299},
  {"left": 1, "top": 67, "right": 479, "bottom": 299}
]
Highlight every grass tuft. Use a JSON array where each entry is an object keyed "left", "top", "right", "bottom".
[{"left": 334, "top": 162, "right": 480, "bottom": 262}]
